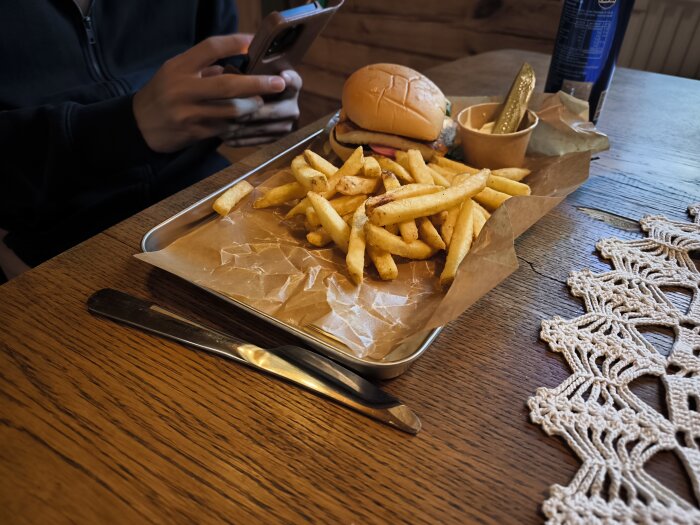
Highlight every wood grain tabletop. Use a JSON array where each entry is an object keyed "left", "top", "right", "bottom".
[{"left": 1, "top": 50, "right": 699, "bottom": 524}]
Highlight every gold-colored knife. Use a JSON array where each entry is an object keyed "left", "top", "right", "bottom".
[{"left": 87, "top": 289, "right": 421, "bottom": 434}]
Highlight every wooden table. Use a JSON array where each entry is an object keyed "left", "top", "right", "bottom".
[{"left": 1, "top": 50, "right": 699, "bottom": 524}]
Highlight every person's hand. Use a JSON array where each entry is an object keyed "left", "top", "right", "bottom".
[
  {"left": 220, "top": 69, "right": 302, "bottom": 147},
  {"left": 133, "top": 34, "right": 288, "bottom": 153}
]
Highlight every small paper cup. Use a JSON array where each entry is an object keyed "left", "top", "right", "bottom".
[{"left": 457, "top": 102, "right": 538, "bottom": 169}]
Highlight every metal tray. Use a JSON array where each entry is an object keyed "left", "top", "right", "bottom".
[{"left": 141, "top": 130, "right": 442, "bottom": 379}]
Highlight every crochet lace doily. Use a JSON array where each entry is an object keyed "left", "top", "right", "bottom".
[{"left": 528, "top": 204, "right": 700, "bottom": 523}]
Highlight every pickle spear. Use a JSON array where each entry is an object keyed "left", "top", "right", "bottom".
[{"left": 492, "top": 62, "right": 536, "bottom": 134}]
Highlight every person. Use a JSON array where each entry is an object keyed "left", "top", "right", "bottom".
[{"left": 0, "top": 0, "right": 302, "bottom": 282}]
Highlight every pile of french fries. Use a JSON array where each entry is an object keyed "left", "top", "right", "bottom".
[{"left": 213, "top": 147, "right": 531, "bottom": 289}]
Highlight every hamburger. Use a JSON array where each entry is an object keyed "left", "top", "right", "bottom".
[{"left": 329, "top": 63, "right": 457, "bottom": 161}]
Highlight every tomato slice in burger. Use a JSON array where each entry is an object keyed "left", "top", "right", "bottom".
[{"left": 368, "top": 144, "right": 397, "bottom": 158}]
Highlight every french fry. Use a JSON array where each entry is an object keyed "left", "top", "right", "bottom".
[
  {"left": 368, "top": 170, "right": 488, "bottom": 226},
  {"left": 374, "top": 156, "right": 414, "bottom": 183},
  {"left": 474, "top": 187, "right": 511, "bottom": 211},
  {"left": 365, "top": 183, "right": 442, "bottom": 213},
  {"left": 253, "top": 142, "right": 525, "bottom": 284},
  {"left": 305, "top": 206, "right": 320, "bottom": 227},
  {"left": 328, "top": 195, "right": 367, "bottom": 216},
  {"left": 253, "top": 180, "right": 306, "bottom": 209},
  {"left": 394, "top": 150, "right": 410, "bottom": 171},
  {"left": 430, "top": 211, "right": 448, "bottom": 226},
  {"left": 307, "top": 192, "right": 351, "bottom": 252},
  {"left": 295, "top": 194, "right": 366, "bottom": 220},
  {"left": 417, "top": 217, "right": 446, "bottom": 250},
  {"left": 487, "top": 174, "right": 531, "bottom": 196},
  {"left": 346, "top": 203, "right": 368, "bottom": 285},
  {"left": 472, "top": 203, "right": 487, "bottom": 238},
  {"left": 428, "top": 167, "right": 451, "bottom": 187},
  {"left": 285, "top": 197, "right": 310, "bottom": 218},
  {"left": 407, "top": 149, "right": 435, "bottom": 184},
  {"left": 380, "top": 166, "right": 418, "bottom": 238},
  {"left": 441, "top": 206, "right": 460, "bottom": 247},
  {"left": 473, "top": 200, "right": 491, "bottom": 220},
  {"left": 291, "top": 155, "right": 328, "bottom": 192},
  {"left": 382, "top": 168, "right": 418, "bottom": 239},
  {"left": 336, "top": 176, "right": 381, "bottom": 195},
  {"left": 381, "top": 170, "right": 401, "bottom": 192},
  {"left": 398, "top": 220, "right": 419, "bottom": 242},
  {"left": 440, "top": 199, "right": 474, "bottom": 289},
  {"left": 212, "top": 180, "right": 254, "bottom": 216},
  {"left": 492, "top": 167, "right": 531, "bottom": 182},
  {"left": 335, "top": 146, "right": 365, "bottom": 178},
  {"left": 367, "top": 245, "right": 398, "bottom": 280},
  {"left": 304, "top": 149, "right": 338, "bottom": 177},
  {"left": 307, "top": 228, "right": 333, "bottom": 247},
  {"left": 428, "top": 163, "right": 456, "bottom": 183},
  {"left": 439, "top": 176, "right": 466, "bottom": 247},
  {"left": 326, "top": 146, "right": 364, "bottom": 195},
  {"left": 432, "top": 156, "right": 480, "bottom": 175},
  {"left": 452, "top": 173, "right": 474, "bottom": 186},
  {"left": 365, "top": 223, "right": 434, "bottom": 260},
  {"left": 362, "top": 156, "right": 382, "bottom": 178}
]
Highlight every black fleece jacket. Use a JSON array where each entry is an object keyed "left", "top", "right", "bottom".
[{"left": 0, "top": 0, "right": 238, "bottom": 266}]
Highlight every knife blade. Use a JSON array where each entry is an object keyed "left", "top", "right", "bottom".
[{"left": 87, "top": 289, "right": 421, "bottom": 434}]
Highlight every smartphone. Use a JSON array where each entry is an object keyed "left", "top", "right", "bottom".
[{"left": 242, "top": 0, "right": 344, "bottom": 75}]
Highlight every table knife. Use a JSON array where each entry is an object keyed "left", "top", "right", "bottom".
[{"left": 87, "top": 289, "right": 421, "bottom": 434}]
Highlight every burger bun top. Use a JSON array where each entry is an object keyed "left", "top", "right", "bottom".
[{"left": 341, "top": 63, "right": 447, "bottom": 142}]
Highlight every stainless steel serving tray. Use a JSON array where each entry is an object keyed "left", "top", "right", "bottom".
[{"left": 141, "top": 130, "right": 442, "bottom": 379}]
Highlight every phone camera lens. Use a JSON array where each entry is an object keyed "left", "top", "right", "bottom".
[{"left": 265, "top": 24, "right": 303, "bottom": 58}]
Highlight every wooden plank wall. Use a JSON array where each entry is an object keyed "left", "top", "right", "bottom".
[
  {"left": 236, "top": 1, "right": 562, "bottom": 125},
  {"left": 237, "top": 0, "right": 700, "bottom": 126},
  {"left": 238, "top": 0, "right": 563, "bottom": 126},
  {"left": 618, "top": 0, "right": 700, "bottom": 79}
]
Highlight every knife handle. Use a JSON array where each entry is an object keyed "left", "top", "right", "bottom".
[
  {"left": 87, "top": 289, "right": 421, "bottom": 434},
  {"left": 88, "top": 289, "right": 398, "bottom": 406},
  {"left": 87, "top": 288, "right": 250, "bottom": 365}
]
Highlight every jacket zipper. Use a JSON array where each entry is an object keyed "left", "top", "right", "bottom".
[
  {"left": 73, "top": 1, "right": 126, "bottom": 95},
  {"left": 81, "top": 14, "right": 104, "bottom": 80}
]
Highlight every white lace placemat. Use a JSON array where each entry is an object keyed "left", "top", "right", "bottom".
[{"left": 528, "top": 204, "right": 700, "bottom": 523}]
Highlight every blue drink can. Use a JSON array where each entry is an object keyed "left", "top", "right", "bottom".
[{"left": 544, "top": 0, "right": 635, "bottom": 123}]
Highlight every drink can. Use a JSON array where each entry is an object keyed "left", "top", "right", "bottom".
[{"left": 544, "top": 0, "right": 635, "bottom": 123}]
